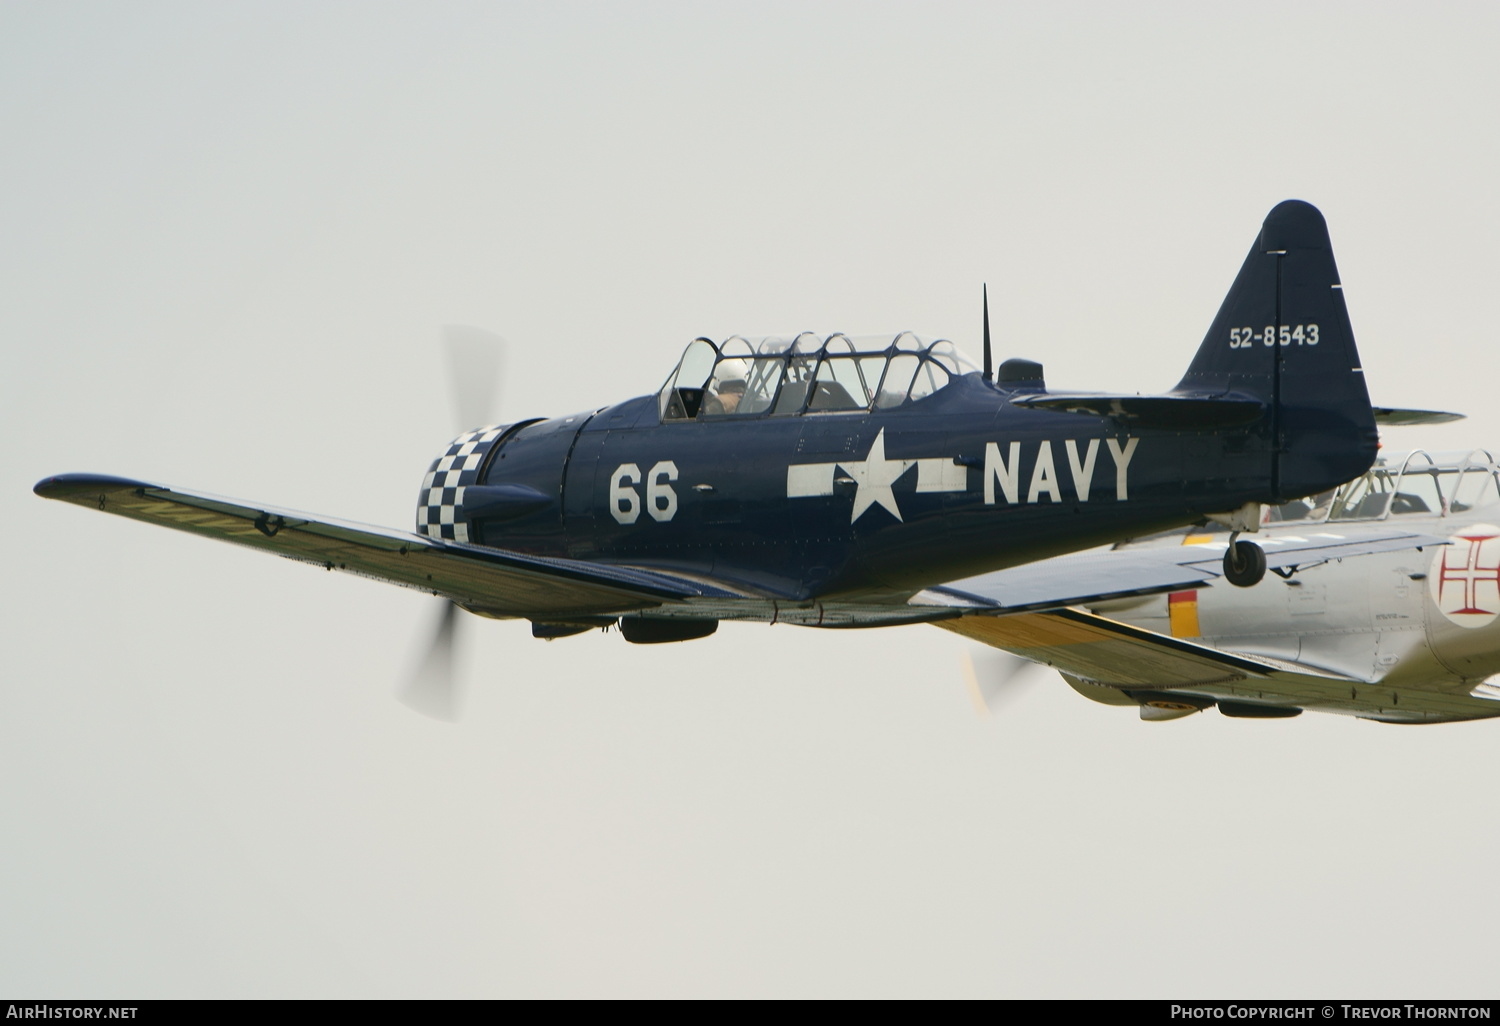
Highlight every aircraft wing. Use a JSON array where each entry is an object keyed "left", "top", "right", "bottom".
[
  {"left": 34, "top": 474, "right": 733, "bottom": 618},
  {"left": 36, "top": 475, "right": 1446, "bottom": 634},
  {"left": 912, "top": 526, "right": 1446, "bottom": 614},
  {"left": 939, "top": 606, "right": 1272, "bottom": 687},
  {"left": 938, "top": 606, "right": 1500, "bottom": 723}
]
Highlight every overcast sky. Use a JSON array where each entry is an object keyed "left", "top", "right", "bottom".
[{"left": 5, "top": 1, "right": 1500, "bottom": 998}]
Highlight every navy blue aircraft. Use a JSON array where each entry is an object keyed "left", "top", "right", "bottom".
[{"left": 35, "top": 201, "right": 1438, "bottom": 713}]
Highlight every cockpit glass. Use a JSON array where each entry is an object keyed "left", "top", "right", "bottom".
[
  {"left": 925, "top": 339, "right": 979, "bottom": 376},
  {"left": 772, "top": 355, "right": 817, "bottom": 415},
  {"left": 719, "top": 336, "right": 755, "bottom": 360},
  {"left": 875, "top": 353, "right": 920, "bottom": 409},
  {"left": 1329, "top": 469, "right": 1395, "bottom": 520},
  {"left": 742, "top": 357, "right": 785, "bottom": 415},
  {"left": 659, "top": 338, "right": 720, "bottom": 420},
  {"left": 662, "top": 332, "right": 978, "bottom": 421},
  {"left": 1392, "top": 454, "right": 1444, "bottom": 515},
  {"left": 671, "top": 338, "right": 718, "bottom": 389},
  {"left": 858, "top": 355, "right": 888, "bottom": 400},
  {"left": 1451, "top": 465, "right": 1500, "bottom": 512},
  {"left": 792, "top": 331, "right": 823, "bottom": 355},
  {"left": 906, "top": 360, "right": 951, "bottom": 403},
  {"left": 807, "top": 356, "right": 870, "bottom": 411},
  {"left": 1323, "top": 451, "right": 1499, "bottom": 520}
]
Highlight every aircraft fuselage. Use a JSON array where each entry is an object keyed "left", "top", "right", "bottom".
[{"left": 446, "top": 373, "right": 1365, "bottom": 600}]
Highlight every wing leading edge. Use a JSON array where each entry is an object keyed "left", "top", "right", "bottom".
[{"left": 34, "top": 474, "right": 733, "bottom": 618}]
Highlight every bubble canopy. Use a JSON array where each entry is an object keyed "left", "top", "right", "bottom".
[{"left": 658, "top": 332, "right": 981, "bottom": 421}]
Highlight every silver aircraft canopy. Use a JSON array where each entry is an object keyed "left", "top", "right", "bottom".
[
  {"left": 1105, "top": 450, "right": 1500, "bottom": 548},
  {"left": 1276, "top": 449, "right": 1500, "bottom": 524}
]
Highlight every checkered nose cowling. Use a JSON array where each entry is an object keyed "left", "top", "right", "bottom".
[{"left": 415, "top": 425, "right": 507, "bottom": 542}]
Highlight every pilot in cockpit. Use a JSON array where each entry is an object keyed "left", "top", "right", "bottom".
[{"left": 701, "top": 360, "right": 748, "bottom": 417}]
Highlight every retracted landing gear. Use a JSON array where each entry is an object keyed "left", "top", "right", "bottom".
[{"left": 1222, "top": 534, "right": 1267, "bottom": 588}]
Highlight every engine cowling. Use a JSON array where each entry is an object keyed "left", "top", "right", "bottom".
[{"left": 415, "top": 424, "right": 514, "bottom": 543}]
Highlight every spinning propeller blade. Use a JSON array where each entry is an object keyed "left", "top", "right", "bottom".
[
  {"left": 401, "top": 599, "right": 462, "bottom": 720},
  {"left": 397, "top": 327, "right": 509, "bottom": 719},
  {"left": 443, "top": 324, "right": 506, "bottom": 431},
  {"left": 962, "top": 649, "right": 1050, "bottom": 717}
]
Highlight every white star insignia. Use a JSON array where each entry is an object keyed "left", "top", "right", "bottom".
[{"left": 839, "top": 428, "right": 915, "bottom": 523}]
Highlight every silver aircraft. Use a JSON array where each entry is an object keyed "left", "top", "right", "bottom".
[{"left": 949, "top": 446, "right": 1500, "bottom": 724}]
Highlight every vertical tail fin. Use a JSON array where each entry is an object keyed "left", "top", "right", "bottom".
[{"left": 1175, "top": 200, "right": 1378, "bottom": 501}]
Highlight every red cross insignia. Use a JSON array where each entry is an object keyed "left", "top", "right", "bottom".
[{"left": 1431, "top": 525, "right": 1500, "bottom": 628}]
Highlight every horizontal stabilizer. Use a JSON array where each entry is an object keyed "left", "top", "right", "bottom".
[
  {"left": 1372, "top": 407, "right": 1466, "bottom": 426},
  {"left": 1010, "top": 393, "right": 1264, "bottom": 429}
]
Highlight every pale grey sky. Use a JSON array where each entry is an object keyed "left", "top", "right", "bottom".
[{"left": 4, "top": 1, "right": 1499, "bottom": 997}]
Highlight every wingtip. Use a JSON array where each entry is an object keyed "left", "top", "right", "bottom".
[{"left": 33, "top": 473, "right": 157, "bottom": 500}]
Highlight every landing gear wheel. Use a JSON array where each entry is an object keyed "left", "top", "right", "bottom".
[{"left": 1223, "top": 539, "right": 1267, "bottom": 587}]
